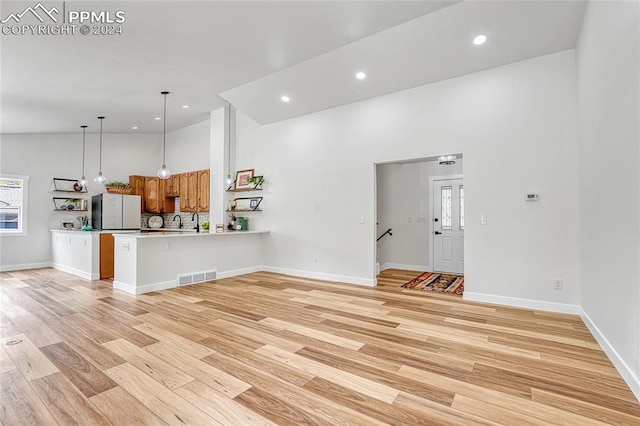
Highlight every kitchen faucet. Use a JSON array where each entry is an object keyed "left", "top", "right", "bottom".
[
  {"left": 192, "top": 212, "right": 200, "bottom": 232},
  {"left": 173, "top": 214, "right": 182, "bottom": 229}
]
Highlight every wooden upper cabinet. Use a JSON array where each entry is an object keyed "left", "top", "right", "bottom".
[
  {"left": 143, "top": 177, "right": 175, "bottom": 214},
  {"left": 197, "top": 169, "right": 210, "bottom": 212},
  {"left": 186, "top": 172, "right": 198, "bottom": 212},
  {"left": 166, "top": 174, "right": 180, "bottom": 197},
  {"left": 129, "top": 175, "right": 146, "bottom": 212},
  {"left": 179, "top": 173, "right": 189, "bottom": 212},
  {"left": 134, "top": 170, "right": 204, "bottom": 214},
  {"left": 178, "top": 169, "right": 209, "bottom": 212},
  {"left": 144, "top": 177, "right": 160, "bottom": 213},
  {"left": 159, "top": 179, "right": 175, "bottom": 213}
]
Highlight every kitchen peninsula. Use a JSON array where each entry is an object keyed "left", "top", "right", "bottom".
[{"left": 112, "top": 230, "right": 268, "bottom": 294}]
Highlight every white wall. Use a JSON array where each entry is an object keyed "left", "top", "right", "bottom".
[
  {"left": 166, "top": 120, "right": 210, "bottom": 173},
  {"left": 576, "top": 1, "right": 640, "bottom": 398},
  {"left": 377, "top": 159, "right": 463, "bottom": 271},
  {"left": 0, "top": 133, "right": 160, "bottom": 269},
  {"left": 237, "top": 49, "right": 580, "bottom": 306}
]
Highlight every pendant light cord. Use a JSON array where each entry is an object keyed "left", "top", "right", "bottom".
[
  {"left": 98, "top": 117, "right": 103, "bottom": 172},
  {"left": 227, "top": 101, "right": 231, "bottom": 178},
  {"left": 81, "top": 125, "right": 86, "bottom": 177},
  {"left": 163, "top": 92, "right": 167, "bottom": 165}
]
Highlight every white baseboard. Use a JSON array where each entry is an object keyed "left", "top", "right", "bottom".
[
  {"left": 51, "top": 263, "right": 99, "bottom": 281},
  {"left": 217, "top": 265, "right": 264, "bottom": 280},
  {"left": 381, "top": 262, "right": 431, "bottom": 272},
  {"left": 463, "top": 292, "right": 580, "bottom": 315},
  {"left": 580, "top": 308, "right": 640, "bottom": 402},
  {"left": 263, "top": 266, "right": 375, "bottom": 287},
  {"left": 113, "top": 266, "right": 265, "bottom": 295},
  {"left": 1, "top": 262, "right": 52, "bottom": 272},
  {"left": 113, "top": 280, "right": 176, "bottom": 295}
]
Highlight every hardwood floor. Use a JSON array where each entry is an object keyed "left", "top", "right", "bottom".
[{"left": 1, "top": 267, "right": 639, "bottom": 425}]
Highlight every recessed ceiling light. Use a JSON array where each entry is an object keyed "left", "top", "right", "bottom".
[
  {"left": 182, "top": 105, "right": 190, "bottom": 109},
  {"left": 356, "top": 71, "right": 366, "bottom": 80},
  {"left": 131, "top": 126, "right": 139, "bottom": 130},
  {"left": 281, "top": 95, "right": 290, "bottom": 103},
  {"left": 473, "top": 35, "right": 487, "bottom": 45},
  {"left": 154, "top": 117, "right": 162, "bottom": 120}
]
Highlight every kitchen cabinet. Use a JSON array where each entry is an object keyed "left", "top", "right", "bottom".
[
  {"left": 144, "top": 177, "right": 175, "bottom": 214},
  {"left": 179, "top": 172, "right": 197, "bottom": 212},
  {"left": 99, "top": 233, "right": 114, "bottom": 279},
  {"left": 51, "top": 230, "right": 100, "bottom": 280},
  {"left": 165, "top": 174, "right": 180, "bottom": 197},
  {"left": 197, "top": 169, "right": 210, "bottom": 212},
  {"left": 129, "top": 175, "right": 146, "bottom": 212},
  {"left": 179, "top": 169, "right": 209, "bottom": 212}
]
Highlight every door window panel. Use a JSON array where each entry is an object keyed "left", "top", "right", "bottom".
[
  {"left": 441, "top": 186, "right": 452, "bottom": 230},
  {"left": 460, "top": 185, "right": 464, "bottom": 230}
]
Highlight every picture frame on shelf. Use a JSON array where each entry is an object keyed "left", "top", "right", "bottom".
[
  {"left": 232, "top": 197, "right": 262, "bottom": 211},
  {"left": 234, "top": 169, "right": 254, "bottom": 190}
]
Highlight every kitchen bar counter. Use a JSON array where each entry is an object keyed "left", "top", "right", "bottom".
[
  {"left": 115, "top": 230, "right": 268, "bottom": 238},
  {"left": 112, "top": 230, "right": 269, "bottom": 294}
]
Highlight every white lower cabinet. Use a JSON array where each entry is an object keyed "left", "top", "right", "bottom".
[{"left": 51, "top": 230, "right": 100, "bottom": 280}]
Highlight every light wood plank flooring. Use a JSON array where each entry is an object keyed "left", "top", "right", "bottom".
[{"left": 1, "top": 267, "right": 639, "bottom": 425}]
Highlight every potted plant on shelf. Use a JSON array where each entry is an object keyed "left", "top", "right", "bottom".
[
  {"left": 246, "top": 176, "right": 264, "bottom": 189},
  {"left": 104, "top": 181, "right": 132, "bottom": 194}
]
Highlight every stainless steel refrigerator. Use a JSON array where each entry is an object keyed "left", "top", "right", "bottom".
[{"left": 91, "top": 194, "right": 141, "bottom": 230}]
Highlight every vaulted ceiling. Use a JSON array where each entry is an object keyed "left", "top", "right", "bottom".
[{"left": 0, "top": 1, "right": 585, "bottom": 134}]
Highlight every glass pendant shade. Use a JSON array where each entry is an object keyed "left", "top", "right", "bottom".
[
  {"left": 94, "top": 172, "right": 106, "bottom": 184},
  {"left": 78, "top": 176, "right": 88, "bottom": 187},
  {"left": 226, "top": 174, "right": 233, "bottom": 185},
  {"left": 158, "top": 91, "right": 171, "bottom": 179},
  {"left": 158, "top": 164, "right": 171, "bottom": 179}
]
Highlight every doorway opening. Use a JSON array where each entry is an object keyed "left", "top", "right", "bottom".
[{"left": 375, "top": 155, "right": 464, "bottom": 293}]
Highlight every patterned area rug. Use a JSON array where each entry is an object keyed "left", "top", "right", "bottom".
[{"left": 401, "top": 272, "right": 464, "bottom": 295}]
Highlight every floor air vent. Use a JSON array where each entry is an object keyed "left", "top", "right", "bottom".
[{"left": 177, "top": 270, "right": 217, "bottom": 286}]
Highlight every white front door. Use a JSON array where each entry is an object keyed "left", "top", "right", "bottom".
[{"left": 433, "top": 178, "right": 464, "bottom": 274}]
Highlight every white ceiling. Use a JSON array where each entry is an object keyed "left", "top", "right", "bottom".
[{"left": 0, "top": 1, "right": 585, "bottom": 135}]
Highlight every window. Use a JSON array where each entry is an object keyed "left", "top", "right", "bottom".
[
  {"left": 460, "top": 185, "right": 464, "bottom": 230},
  {"left": 0, "top": 176, "right": 29, "bottom": 235}
]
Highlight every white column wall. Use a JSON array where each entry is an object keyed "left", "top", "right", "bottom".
[
  {"left": 576, "top": 0, "right": 640, "bottom": 399},
  {"left": 209, "top": 108, "right": 226, "bottom": 226}
]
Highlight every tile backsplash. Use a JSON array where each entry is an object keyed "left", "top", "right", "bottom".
[{"left": 141, "top": 203, "right": 210, "bottom": 230}]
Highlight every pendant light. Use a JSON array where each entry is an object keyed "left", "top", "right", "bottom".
[
  {"left": 157, "top": 91, "right": 171, "bottom": 179},
  {"left": 94, "top": 116, "right": 107, "bottom": 184},
  {"left": 78, "top": 125, "right": 88, "bottom": 188},
  {"left": 226, "top": 101, "right": 233, "bottom": 185}
]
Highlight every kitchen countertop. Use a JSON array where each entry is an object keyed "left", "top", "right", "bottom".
[
  {"left": 50, "top": 229, "right": 129, "bottom": 234},
  {"left": 112, "top": 229, "right": 269, "bottom": 239}
]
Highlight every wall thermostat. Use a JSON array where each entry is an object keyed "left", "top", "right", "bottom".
[{"left": 525, "top": 193, "right": 540, "bottom": 201}]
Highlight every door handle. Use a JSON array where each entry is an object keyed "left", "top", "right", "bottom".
[{"left": 435, "top": 231, "right": 442, "bottom": 235}]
